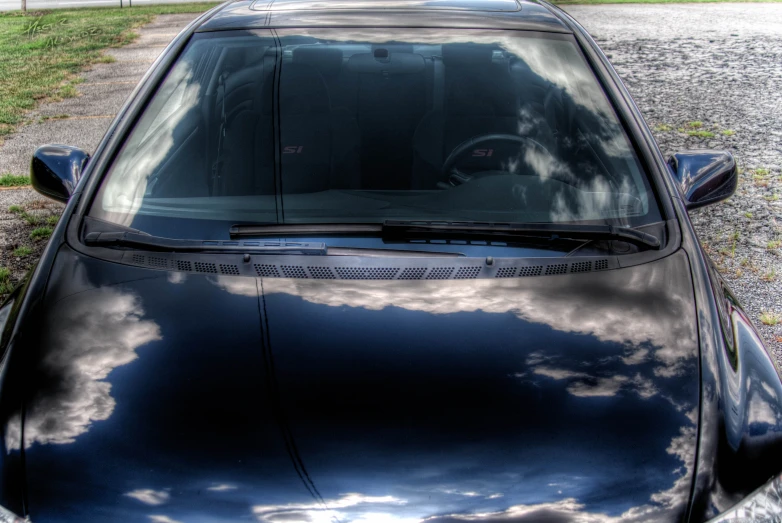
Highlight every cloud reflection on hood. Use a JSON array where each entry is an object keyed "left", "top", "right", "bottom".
[
  {"left": 250, "top": 259, "right": 696, "bottom": 380},
  {"left": 203, "top": 253, "right": 699, "bottom": 523},
  {"left": 253, "top": 493, "right": 408, "bottom": 523},
  {"left": 6, "top": 286, "right": 161, "bottom": 450}
]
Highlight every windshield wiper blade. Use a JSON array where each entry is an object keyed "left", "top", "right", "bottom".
[
  {"left": 230, "top": 221, "right": 660, "bottom": 249},
  {"left": 381, "top": 221, "right": 661, "bottom": 250},
  {"left": 230, "top": 223, "right": 381, "bottom": 237},
  {"left": 85, "top": 231, "right": 327, "bottom": 255},
  {"left": 85, "top": 232, "right": 461, "bottom": 258}
]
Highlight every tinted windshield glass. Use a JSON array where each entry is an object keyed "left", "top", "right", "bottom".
[{"left": 90, "top": 29, "right": 662, "bottom": 239}]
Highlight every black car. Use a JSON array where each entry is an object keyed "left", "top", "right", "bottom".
[{"left": 1, "top": 0, "right": 780, "bottom": 521}]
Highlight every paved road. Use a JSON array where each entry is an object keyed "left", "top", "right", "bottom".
[{"left": 0, "top": 0, "right": 204, "bottom": 11}]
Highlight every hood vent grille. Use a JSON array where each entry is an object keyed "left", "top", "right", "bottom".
[
  {"left": 255, "top": 264, "right": 280, "bottom": 277},
  {"left": 121, "top": 253, "right": 616, "bottom": 280}
]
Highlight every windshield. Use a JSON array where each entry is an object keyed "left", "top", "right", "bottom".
[{"left": 89, "top": 29, "right": 662, "bottom": 240}]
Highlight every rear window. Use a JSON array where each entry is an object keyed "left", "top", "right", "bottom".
[{"left": 90, "top": 29, "right": 662, "bottom": 240}]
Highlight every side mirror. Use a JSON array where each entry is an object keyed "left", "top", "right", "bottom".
[
  {"left": 668, "top": 150, "right": 737, "bottom": 211},
  {"left": 30, "top": 145, "right": 90, "bottom": 203}
]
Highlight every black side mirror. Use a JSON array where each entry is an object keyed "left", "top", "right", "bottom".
[
  {"left": 668, "top": 150, "right": 737, "bottom": 211},
  {"left": 30, "top": 145, "right": 90, "bottom": 203}
]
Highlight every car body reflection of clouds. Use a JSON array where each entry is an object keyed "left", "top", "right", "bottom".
[
  {"left": 125, "top": 489, "right": 170, "bottom": 506},
  {"left": 17, "top": 255, "right": 706, "bottom": 522},
  {"left": 201, "top": 254, "right": 699, "bottom": 522},
  {"left": 6, "top": 286, "right": 161, "bottom": 451}
]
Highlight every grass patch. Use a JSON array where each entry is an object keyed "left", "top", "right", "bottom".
[
  {"left": 687, "top": 121, "right": 703, "bottom": 129},
  {"left": 752, "top": 168, "right": 772, "bottom": 187},
  {"left": 21, "top": 212, "right": 40, "bottom": 226},
  {"left": 12, "top": 246, "right": 32, "bottom": 257},
  {"left": 0, "top": 3, "right": 219, "bottom": 138},
  {"left": 744, "top": 212, "right": 753, "bottom": 219},
  {"left": 38, "top": 113, "right": 69, "bottom": 123},
  {"left": 721, "top": 130, "right": 736, "bottom": 136},
  {"left": 8, "top": 204, "right": 23, "bottom": 213},
  {"left": 687, "top": 130, "right": 716, "bottom": 138},
  {"left": 760, "top": 311, "right": 781, "bottom": 326},
  {"left": 0, "top": 174, "right": 30, "bottom": 186},
  {"left": 0, "top": 267, "right": 12, "bottom": 295},
  {"left": 764, "top": 194, "right": 780, "bottom": 202},
  {"left": 29, "top": 226, "right": 52, "bottom": 240},
  {"left": 762, "top": 268, "right": 777, "bottom": 282},
  {"left": 46, "top": 215, "right": 59, "bottom": 226},
  {"left": 653, "top": 123, "right": 672, "bottom": 132},
  {"left": 768, "top": 240, "right": 782, "bottom": 251}
]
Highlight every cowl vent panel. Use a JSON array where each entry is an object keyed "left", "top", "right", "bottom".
[{"left": 119, "top": 252, "right": 616, "bottom": 280}]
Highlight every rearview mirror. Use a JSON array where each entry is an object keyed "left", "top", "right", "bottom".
[
  {"left": 668, "top": 150, "right": 737, "bottom": 211},
  {"left": 30, "top": 144, "right": 90, "bottom": 203}
]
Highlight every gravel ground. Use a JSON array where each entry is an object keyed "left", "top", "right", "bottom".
[{"left": 564, "top": 4, "right": 782, "bottom": 362}]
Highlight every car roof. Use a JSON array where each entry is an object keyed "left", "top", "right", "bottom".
[{"left": 196, "top": 0, "right": 571, "bottom": 33}]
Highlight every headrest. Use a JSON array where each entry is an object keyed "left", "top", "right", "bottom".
[
  {"left": 263, "top": 64, "right": 330, "bottom": 115},
  {"left": 442, "top": 44, "right": 494, "bottom": 67},
  {"left": 293, "top": 47, "right": 344, "bottom": 77}
]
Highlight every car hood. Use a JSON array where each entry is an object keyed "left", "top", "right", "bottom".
[{"left": 19, "top": 246, "right": 700, "bottom": 523}]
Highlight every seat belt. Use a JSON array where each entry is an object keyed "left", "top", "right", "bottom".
[
  {"left": 211, "top": 72, "right": 227, "bottom": 196},
  {"left": 432, "top": 55, "right": 445, "bottom": 114}
]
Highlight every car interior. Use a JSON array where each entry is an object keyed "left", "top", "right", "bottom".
[{"left": 98, "top": 34, "right": 659, "bottom": 227}]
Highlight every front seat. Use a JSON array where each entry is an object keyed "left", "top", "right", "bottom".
[
  {"left": 259, "top": 61, "right": 361, "bottom": 194},
  {"left": 411, "top": 43, "right": 518, "bottom": 189}
]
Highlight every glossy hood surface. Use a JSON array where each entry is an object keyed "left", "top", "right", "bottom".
[{"left": 19, "top": 247, "right": 700, "bottom": 523}]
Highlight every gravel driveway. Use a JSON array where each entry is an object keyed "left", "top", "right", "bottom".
[{"left": 563, "top": 4, "right": 782, "bottom": 364}]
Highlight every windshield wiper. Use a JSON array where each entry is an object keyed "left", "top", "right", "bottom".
[
  {"left": 383, "top": 221, "right": 661, "bottom": 249},
  {"left": 85, "top": 231, "right": 462, "bottom": 257},
  {"left": 230, "top": 223, "right": 381, "bottom": 237},
  {"left": 85, "top": 231, "right": 327, "bottom": 255},
  {"left": 229, "top": 221, "right": 661, "bottom": 250}
]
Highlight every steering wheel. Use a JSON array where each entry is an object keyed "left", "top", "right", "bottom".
[{"left": 441, "top": 134, "right": 555, "bottom": 186}]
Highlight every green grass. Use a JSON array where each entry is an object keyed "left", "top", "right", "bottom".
[
  {"left": 21, "top": 212, "right": 40, "bottom": 225},
  {"left": 760, "top": 311, "right": 781, "bottom": 326},
  {"left": 8, "top": 204, "right": 23, "bottom": 213},
  {"left": 687, "top": 130, "right": 715, "bottom": 138},
  {"left": 29, "top": 226, "right": 52, "bottom": 240},
  {"left": 653, "top": 123, "right": 673, "bottom": 132},
  {"left": 46, "top": 215, "right": 59, "bottom": 226},
  {"left": 0, "top": 174, "right": 30, "bottom": 186},
  {"left": 722, "top": 130, "right": 736, "bottom": 136},
  {"left": 12, "top": 246, "right": 32, "bottom": 257},
  {"left": 0, "top": 3, "right": 219, "bottom": 138},
  {"left": 38, "top": 113, "right": 69, "bottom": 123},
  {"left": 0, "top": 267, "right": 12, "bottom": 295}
]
